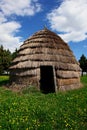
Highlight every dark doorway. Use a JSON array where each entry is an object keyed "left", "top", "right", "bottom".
[{"left": 40, "top": 66, "right": 55, "bottom": 94}]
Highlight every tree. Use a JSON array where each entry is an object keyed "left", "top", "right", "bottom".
[
  {"left": 0, "top": 45, "right": 12, "bottom": 75},
  {"left": 12, "top": 48, "right": 18, "bottom": 60},
  {"left": 0, "top": 45, "right": 4, "bottom": 74},
  {"left": 79, "top": 54, "right": 87, "bottom": 76},
  {"left": 3, "top": 49, "right": 12, "bottom": 73}
]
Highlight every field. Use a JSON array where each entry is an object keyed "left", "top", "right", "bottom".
[{"left": 0, "top": 76, "right": 87, "bottom": 130}]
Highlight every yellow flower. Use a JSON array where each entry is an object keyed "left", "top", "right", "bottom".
[{"left": 66, "top": 123, "right": 69, "bottom": 127}]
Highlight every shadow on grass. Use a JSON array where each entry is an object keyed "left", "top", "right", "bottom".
[
  {"left": 0, "top": 80, "right": 9, "bottom": 86},
  {"left": 22, "top": 86, "right": 41, "bottom": 95}
]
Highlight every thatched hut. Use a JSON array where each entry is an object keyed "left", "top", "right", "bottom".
[{"left": 10, "top": 28, "right": 81, "bottom": 93}]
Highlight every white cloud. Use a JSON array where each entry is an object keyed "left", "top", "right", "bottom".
[
  {"left": 0, "top": 0, "right": 41, "bottom": 52},
  {"left": 0, "top": 12, "right": 7, "bottom": 23},
  {"left": 0, "top": 22, "right": 21, "bottom": 34},
  {"left": 0, "top": 0, "right": 41, "bottom": 16},
  {"left": 0, "top": 21, "right": 22, "bottom": 52},
  {"left": 47, "top": 0, "right": 87, "bottom": 42}
]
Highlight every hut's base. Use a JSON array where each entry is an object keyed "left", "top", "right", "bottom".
[
  {"left": 9, "top": 75, "right": 39, "bottom": 90},
  {"left": 59, "top": 83, "right": 81, "bottom": 91},
  {"left": 9, "top": 76, "right": 81, "bottom": 92},
  {"left": 57, "top": 78, "right": 81, "bottom": 91}
]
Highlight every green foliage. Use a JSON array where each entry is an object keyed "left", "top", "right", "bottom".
[
  {"left": 0, "top": 45, "right": 18, "bottom": 75},
  {"left": 12, "top": 48, "right": 18, "bottom": 60},
  {"left": 0, "top": 45, "right": 12, "bottom": 74},
  {"left": 0, "top": 76, "right": 87, "bottom": 130},
  {"left": 79, "top": 54, "right": 87, "bottom": 75}
]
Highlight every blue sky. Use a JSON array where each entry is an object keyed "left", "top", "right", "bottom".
[{"left": 0, "top": 0, "right": 87, "bottom": 60}]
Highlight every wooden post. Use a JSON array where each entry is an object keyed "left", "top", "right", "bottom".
[{"left": 53, "top": 66, "right": 57, "bottom": 93}]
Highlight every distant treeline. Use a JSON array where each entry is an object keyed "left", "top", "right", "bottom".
[
  {"left": 79, "top": 54, "right": 87, "bottom": 76},
  {"left": 0, "top": 45, "right": 18, "bottom": 75}
]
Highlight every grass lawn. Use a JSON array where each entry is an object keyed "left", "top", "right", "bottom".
[
  {"left": 0, "top": 75, "right": 9, "bottom": 86},
  {"left": 0, "top": 75, "right": 87, "bottom": 130}
]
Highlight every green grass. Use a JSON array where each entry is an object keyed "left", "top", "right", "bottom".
[
  {"left": 0, "top": 75, "right": 9, "bottom": 86},
  {"left": 0, "top": 76, "right": 87, "bottom": 130}
]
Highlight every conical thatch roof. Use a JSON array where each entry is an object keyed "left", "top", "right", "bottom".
[{"left": 10, "top": 28, "right": 81, "bottom": 92}]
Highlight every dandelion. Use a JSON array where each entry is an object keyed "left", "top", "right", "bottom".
[{"left": 65, "top": 123, "right": 69, "bottom": 127}]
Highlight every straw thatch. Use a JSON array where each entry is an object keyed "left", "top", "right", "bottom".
[{"left": 10, "top": 28, "right": 81, "bottom": 92}]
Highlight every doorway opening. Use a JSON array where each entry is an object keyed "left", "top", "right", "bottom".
[{"left": 40, "top": 66, "right": 55, "bottom": 94}]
